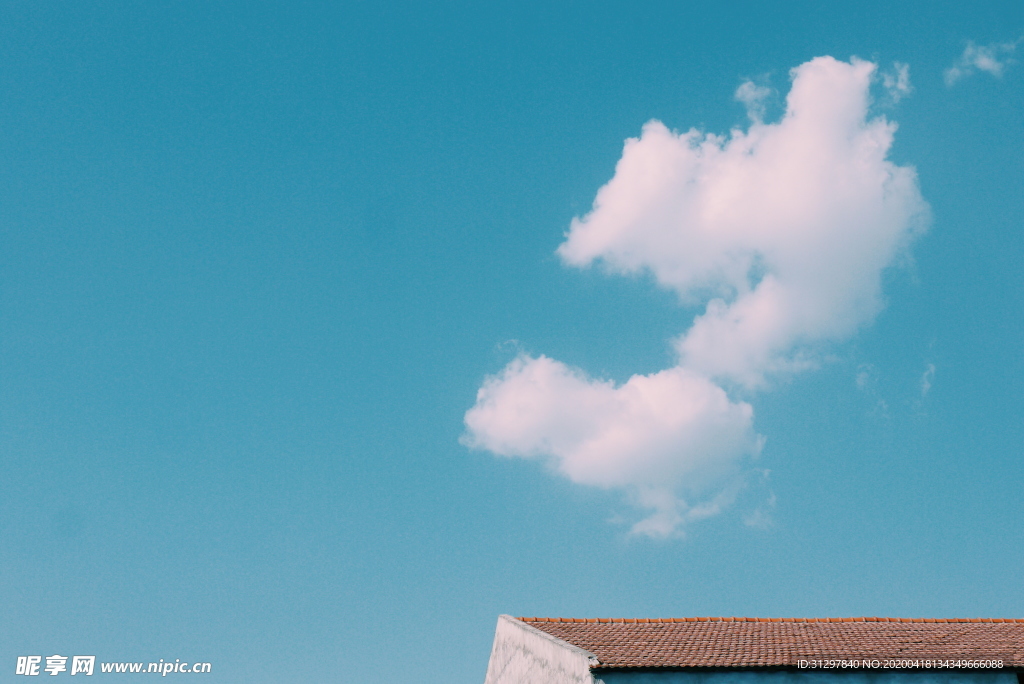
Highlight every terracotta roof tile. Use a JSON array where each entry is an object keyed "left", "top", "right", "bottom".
[{"left": 517, "top": 617, "right": 1024, "bottom": 669}]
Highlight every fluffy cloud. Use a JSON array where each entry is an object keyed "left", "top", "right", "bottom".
[
  {"left": 462, "top": 356, "right": 759, "bottom": 535},
  {"left": 560, "top": 57, "right": 927, "bottom": 387},
  {"left": 464, "top": 57, "right": 929, "bottom": 537},
  {"left": 945, "top": 39, "right": 1019, "bottom": 85}
]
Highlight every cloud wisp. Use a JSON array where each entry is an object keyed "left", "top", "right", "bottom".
[
  {"left": 945, "top": 39, "right": 1020, "bottom": 85},
  {"left": 882, "top": 62, "right": 912, "bottom": 103},
  {"left": 921, "top": 363, "right": 936, "bottom": 397},
  {"left": 463, "top": 57, "right": 930, "bottom": 537}
]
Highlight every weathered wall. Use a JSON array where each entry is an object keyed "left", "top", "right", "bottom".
[
  {"left": 483, "top": 615, "right": 599, "bottom": 684},
  {"left": 596, "top": 670, "right": 1018, "bottom": 684}
]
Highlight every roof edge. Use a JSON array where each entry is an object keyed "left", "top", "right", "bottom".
[
  {"left": 503, "top": 615, "right": 600, "bottom": 664},
  {"left": 519, "top": 616, "right": 1024, "bottom": 624}
]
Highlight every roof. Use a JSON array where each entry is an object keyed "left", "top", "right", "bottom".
[{"left": 517, "top": 617, "right": 1024, "bottom": 669}]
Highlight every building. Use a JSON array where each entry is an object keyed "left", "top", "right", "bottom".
[{"left": 483, "top": 615, "right": 1024, "bottom": 684}]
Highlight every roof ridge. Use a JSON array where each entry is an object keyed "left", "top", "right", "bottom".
[{"left": 518, "top": 617, "right": 1024, "bottom": 624}]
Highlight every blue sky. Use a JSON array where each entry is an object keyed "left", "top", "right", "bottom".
[{"left": 0, "top": 1, "right": 1022, "bottom": 682}]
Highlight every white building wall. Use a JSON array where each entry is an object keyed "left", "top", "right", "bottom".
[{"left": 483, "top": 615, "right": 599, "bottom": 684}]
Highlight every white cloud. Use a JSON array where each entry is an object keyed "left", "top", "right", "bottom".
[
  {"left": 462, "top": 355, "right": 760, "bottom": 536},
  {"left": 464, "top": 56, "right": 930, "bottom": 537},
  {"left": 735, "top": 80, "right": 772, "bottom": 122},
  {"left": 945, "top": 39, "right": 1020, "bottom": 85},
  {"left": 920, "top": 363, "right": 936, "bottom": 396},
  {"left": 882, "top": 62, "right": 912, "bottom": 103},
  {"left": 560, "top": 57, "right": 928, "bottom": 388},
  {"left": 856, "top": 363, "right": 875, "bottom": 390},
  {"left": 744, "top": 489, "right": 776, "bottom": 530}
]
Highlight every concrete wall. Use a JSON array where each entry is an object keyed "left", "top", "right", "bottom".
[
  {"left": 483, "top": 615, "right": 599, "bottom": 684},
  {"left": 595, "top": 671, "right": 1018, "bottom": 684}
]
